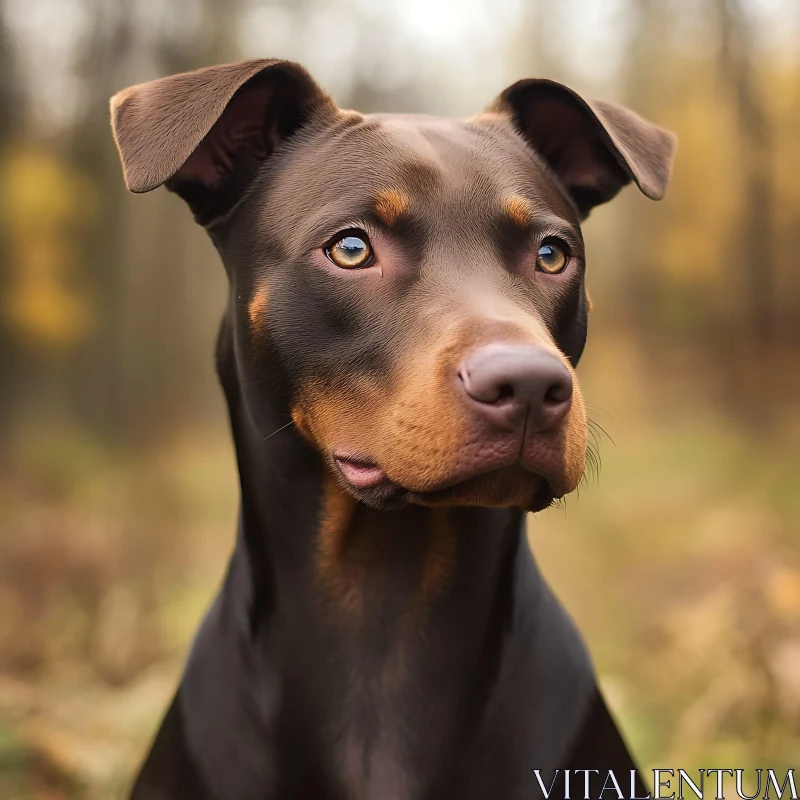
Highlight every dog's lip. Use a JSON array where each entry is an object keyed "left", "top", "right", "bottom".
[
  {"left": 333, "top": 449, "right": 560, "bottom": 511},
  {"left": 334, "top": 454, "right": 389, "bottom": 489},
  {"left": 407, "top": 469, "right": 556, "bottom": 510}
]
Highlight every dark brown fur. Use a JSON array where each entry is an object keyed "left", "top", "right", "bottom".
[{"left": 111, "top": 59, "right": 675, "bottom": 800}]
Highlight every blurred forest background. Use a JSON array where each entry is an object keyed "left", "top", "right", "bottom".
[{"left": 1, "top": 0, "right": 799, "bottom": 797}]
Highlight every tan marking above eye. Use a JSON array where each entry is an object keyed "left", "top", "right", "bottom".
[
  {"left": 374, "top": 190, "right": 410, "bottom": 225},
  {"left": 503, "top": 195, "right": 533, "bottom": 227}
]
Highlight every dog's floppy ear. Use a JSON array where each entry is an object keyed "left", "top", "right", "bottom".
[
  {"left": 110, "top": 59, "right": 334, "bottom": 225},
  {"left": 488, "top": 79, "right": 676, "bottom": 217}
]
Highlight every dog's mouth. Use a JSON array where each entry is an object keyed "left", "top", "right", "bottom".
[
  {"left": 332, "top": 452, "right": 556, "bottom": 511},
  {"left": 334, "top": 455, "right": 388, "bottom": 489}
]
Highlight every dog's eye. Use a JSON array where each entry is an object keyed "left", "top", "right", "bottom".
[
  {"left": 536, "top": 241, "right": 568, "bottom": 274},
  {"left": 325, "top": 231, "right": 374, "bottom": 269}
]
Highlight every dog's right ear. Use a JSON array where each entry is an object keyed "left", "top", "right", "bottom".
[{"left": 110, "top": 59, "right": 334, "bottom": 225}]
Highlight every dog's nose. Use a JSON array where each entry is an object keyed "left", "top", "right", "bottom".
[{"left": 457, "top": 344, "right": 573, "bottom": 431}]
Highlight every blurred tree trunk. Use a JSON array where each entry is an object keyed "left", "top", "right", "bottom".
[
  {"left": 622, "top": 0, "right": 672, "bottom": 339},
  {"left": 67, "top": 0, "right": 134, "bottom": 443},
  {"left": 716, "top": 0, "right": 778, "bottom": 426},
  {"left": 115, "top": 0, "right": 241, "bottom": 443},
  {"left": 0, "top": 0, "right": 20, "bottom": 446},
  {"left": 67, "top": 0, "right": 242, "bottom": 445},
  {"left": 717, "top": 0, "right": 775, "bottom": 348},
  {"left": 0, "top": 0, "right": 14, "bottom": 142}
]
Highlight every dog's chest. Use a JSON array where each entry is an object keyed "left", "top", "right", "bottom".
[
  {"left": 337, "top": 723, "right": 416, "bottom": 800},
  {"left": 329, "top": 651, "right": 422, "bottom": 800}
]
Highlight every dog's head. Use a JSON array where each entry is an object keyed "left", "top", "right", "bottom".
[{"left": 111, "top": 59, "right": 675, "bottom": 511}]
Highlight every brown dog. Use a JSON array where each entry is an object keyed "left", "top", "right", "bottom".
[{"left": 111, "top": 59, "right": 675, "bottom": 799}]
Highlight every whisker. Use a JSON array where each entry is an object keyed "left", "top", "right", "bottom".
[
  {"left": 582, "top": 443, "right": 600, "bottom": 486},
  {"left": 262, "top": 420, "right": 296, "bottom": 442},
  {"left": 587, "top": 418, "right": 616, "bottom": 447},
  {"left": 580, "top": 413, "right": 613, "bottom": 490},
  {"left": 583, "top": 402, "right": 613, "bottom": 421}
]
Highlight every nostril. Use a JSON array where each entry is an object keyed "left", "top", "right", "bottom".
[
  {"left": 496, "top": 383, "right": 514, "bottom": 403},
  {"left": 458, "top": 344, "right": 573, "bottom": 420},
  {"left": 543, "top": 379, "right": 572, "bottom": 407},
  {"left": 458, "top": 366, "right": 517, "bottom": 406}
]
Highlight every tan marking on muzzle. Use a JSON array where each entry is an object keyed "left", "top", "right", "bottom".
[
  {"left": 293, "top": 314, "right": 588, "bottom": 507},
  {"left": 374, "top": 190, "right": 410, "bottom": 226},
  {"left": 554, "top": 360, "right": 587, "bottom": 493}
]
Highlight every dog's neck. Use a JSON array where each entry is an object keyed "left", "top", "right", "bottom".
[
  {"left": 216, "top": 314, "right": 530, "bottom": 629},
  {"left": 217, "top": 324, "right": 543, "bottom": 756},
  {"left": 168, "top": 326, "right": 602, "bottom": 797},
  {"left": 231, "top": 374, "right": 529, "bottom": 643}
]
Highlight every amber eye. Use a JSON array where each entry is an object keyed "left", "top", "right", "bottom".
[
  {"left": 325, "top": 231, "right": 374, "bottom": 269},
  {"left": 536, "top": 241, "right": 569, "bottom": 274}
]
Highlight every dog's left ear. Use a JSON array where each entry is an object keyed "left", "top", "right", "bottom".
[{"left": 488, "top": 79, "right": 676, "bottom": 217}]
